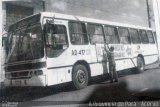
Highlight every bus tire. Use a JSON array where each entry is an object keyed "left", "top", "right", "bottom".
[
  {"left": 72, "top": 64, "right": 89, "bottom": 90},
  {"left": 136, "top": 56, "right": 145, "bottom": 73}
]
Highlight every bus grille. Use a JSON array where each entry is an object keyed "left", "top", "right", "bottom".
[
  {"left": 5, "top": 62, "right": 46, "bottom": 72},
  {"left": 11, "top": 71, "right": 29, "bottom": 78}
]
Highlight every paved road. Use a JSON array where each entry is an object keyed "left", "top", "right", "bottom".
[{"left": 1, "top": 64, "right": 160, "bottom": 107}]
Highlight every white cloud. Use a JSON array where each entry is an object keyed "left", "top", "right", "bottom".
[
  {"left": 52, "top": 1, "right": 67, "bottom": 12},
  {"left": 94, "top": 10, "right": 101, "bottom": 14},
  {"left": 133, "top": 1, "right": 140, "bottom": 7}
]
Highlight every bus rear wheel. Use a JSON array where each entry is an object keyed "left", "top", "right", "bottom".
[
  {"left": 137, "top": 56, "right": 145, "bottom": 73},
  {"left": 72, "top": 64, "right": 89, "bottom": 90}
]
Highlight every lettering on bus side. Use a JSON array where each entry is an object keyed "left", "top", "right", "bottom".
[
  {"left": 114, "top": 52, "right": 125, "bottom": 58},
  {"left": 113, "top": 45, "right": 125, "bottom": 51},
  {"left": 72, "top": 49, "right": 91, "bottom": 56}
]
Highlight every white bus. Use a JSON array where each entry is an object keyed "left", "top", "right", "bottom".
[{"left": 4, "top": 12, "right": 159, "bottom": 89}]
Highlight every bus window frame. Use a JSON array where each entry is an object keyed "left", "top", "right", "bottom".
[
  {"left": 147, "top": 30, "right": 155, "bottom": 44},
  {"left": 118, "top": 27, "right": 131, "bottom": 44},
  {"left": 104, "top": 25, "right": 120, "bottom": 44},
  {"left": 44, "top": 23, "right": 69, "bottom": 58},
  {"left": 87, "top": 23, "right": 105, "bottom": 45},
  {"left": 69, "top": 21, "right": 89, "bottom": 45},
  {"left": 129, "top": 28, "right": 141, "bottom": 44},
  {"left": 153, "top": 32, "right": 157, "bottom": 44},
  {"left": 139, "top": 30, "right": 149, "bottom": 44}
]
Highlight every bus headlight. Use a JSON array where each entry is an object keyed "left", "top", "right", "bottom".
[
  {"left": 29, "top": 71, "right": 33, "bottom": 76},
  {"left": 29, "top": 70, "right": 43, "bottom": 76}
]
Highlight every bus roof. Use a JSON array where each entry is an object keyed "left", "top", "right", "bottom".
[
  {"left": 41, "top": 12, "right": 154, "bottom": 31},
  {"left": 9, "top": 12, "right": 155, "bottom": 31}
]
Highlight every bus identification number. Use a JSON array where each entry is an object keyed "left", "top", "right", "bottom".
[{"left": 72, "top": 50, "right": 85, "bottom": 56}]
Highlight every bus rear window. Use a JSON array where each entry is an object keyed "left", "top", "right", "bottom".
[
  {"left": 104, "top": 26, "right": 119, "bottom": 44},
  {"left": 118, "top": 27, "right": 130, "bottom": 44},
  {"left": 87, "top": 24, "right": 104, "bottom": 44},
  {"left": 139, "top": 30, "right": 149, "bottom": 44},
  {"left": 147, "top": 31, "right": 155, "bottom": 44}
]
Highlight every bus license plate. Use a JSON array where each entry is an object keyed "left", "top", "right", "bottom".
[{"left": 15, "top": 80, "right": 21, "bottom": 85}]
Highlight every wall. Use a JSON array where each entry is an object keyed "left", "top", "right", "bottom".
[{"left": 0, "top": 0, "right": 44, "bottom": 82}]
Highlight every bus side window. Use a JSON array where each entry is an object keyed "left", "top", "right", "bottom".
[
  {"left": 129, "top": 29, "right": 141, "bottom": 44},
  {"left": 87, "top": 24, "right": 104, "bottom": 44},
  {"left": 118, "top": 27, "right": 130, "bottom": 44},
  {"left": 147, "top": 31, "right": 155, "bottom": 44},
  {"left": 139, "top": 30, "right": 149, "bottom": 44},
  {"left": 69, "top": 22, "right": 88, "bottom": 45},
  {"left": 153, "top": 32, "right": 157, "bottom": 43},
  {"left": 104, "top": 26, "right": 119, "bottom": 44}
]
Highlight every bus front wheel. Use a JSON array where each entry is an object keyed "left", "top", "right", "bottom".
[
  {"left": 137, "top": 56, "right": 145, "bottom": 73},
  {"left": 72, "top": 64, "right": 89, "bottom": 90}
]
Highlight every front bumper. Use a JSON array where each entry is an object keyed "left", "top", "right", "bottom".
[{"left": 4, "top": 75, "right": 46, "bottom": 87}]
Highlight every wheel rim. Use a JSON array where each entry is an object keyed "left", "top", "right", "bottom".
[{"left": 76, "top": 70, "right": 86, "bottom": 84}]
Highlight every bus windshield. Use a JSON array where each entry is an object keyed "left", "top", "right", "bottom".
[{"left": 6, "top": 24, "right": 44, "bottom": 63}]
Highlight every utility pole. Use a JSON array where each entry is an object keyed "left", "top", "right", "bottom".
[
  {"left": 146, "top": 0, "right": 151, "bottom": 28},
  {"left": 153, "top": 0, "right": 160, "bottom": 65},
  {"left": 42, "top": 1, "right": 45, "bottom": 12},
  {"left": 0, "top": 0, "right": 2, "bottom": 87}
]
